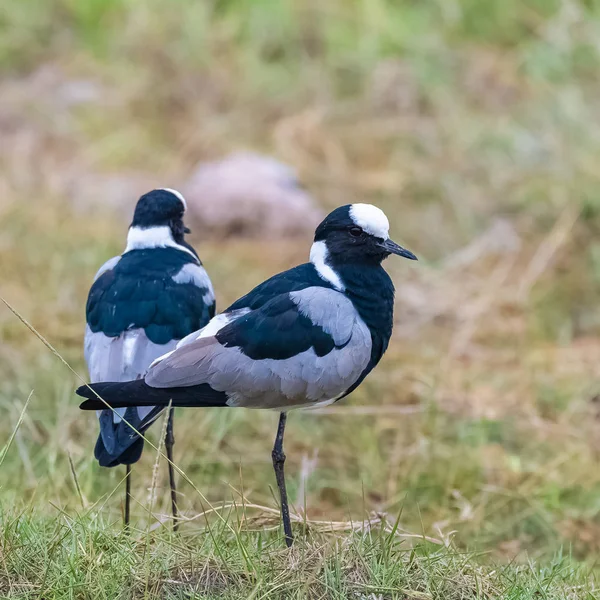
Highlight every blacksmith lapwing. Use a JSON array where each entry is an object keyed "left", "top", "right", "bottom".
[
  {"left": 78, "top": 203, "right": 416, "bottom": 544},
  {"left": 84, "top": 188, "right": 215, "bottom": 529}
]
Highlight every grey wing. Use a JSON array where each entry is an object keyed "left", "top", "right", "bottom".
[
  {"left": 146, "top": 287, "right": 372, "bottom": 410},
  {"left": 85, "top": 326, "right": 178, "bottom": 421},
  {"left": 84, "top": 326, "right": 177, "bottom": 382}
]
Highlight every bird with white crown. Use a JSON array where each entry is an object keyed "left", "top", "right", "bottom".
[{"left": 78, "top": 203, "right": 416, "bottom": 545}]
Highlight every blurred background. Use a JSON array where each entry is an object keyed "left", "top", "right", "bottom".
[{"left": 1, "top": 0, "right": 600, "bottom": 565}]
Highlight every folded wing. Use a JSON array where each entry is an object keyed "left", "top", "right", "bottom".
[{"left": 146, "top": 286, "right": 372, "bottom": 409}]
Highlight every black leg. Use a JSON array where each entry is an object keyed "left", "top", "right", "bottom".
[
  {"left": 165, "top": 407, "right": 179, "bottom": 531},
  {"left": 272, "top": 412, "right": 293, "bottom": 547},
  {"left": 124, "top": 464, "right": 131, "bottom": 531}
]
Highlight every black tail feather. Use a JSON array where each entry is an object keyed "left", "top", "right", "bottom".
[
  {"left": 93, "top": 404, "right": 160, "bottom": 467},
  {"left": 77, "top": 379, "right": 228, "bottom": 411},
  {"left": 95, "top": 433, "right": 144, "bottom": 467}
]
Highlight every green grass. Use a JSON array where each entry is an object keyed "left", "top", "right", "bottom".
[
  {"left": 2, "top": 0, "right": 600, "bottom": 596},
  {"left": 0, "top": 510, "right": 595, "bottom": 599}
]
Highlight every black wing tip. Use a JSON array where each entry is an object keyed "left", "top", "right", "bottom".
[
  {"left": 80, "top": 399, "right": 100, "bottom": 410},
  {"left": 76, "top": 384, "right": 91, "bottom": 398}
]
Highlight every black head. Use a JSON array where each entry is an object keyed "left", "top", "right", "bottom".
[
  {"left": 313, "top": 204, "right": 417, "bottom": 266},
  {"left": 131, "top": 188, "right": 190, "bottom": 243}
]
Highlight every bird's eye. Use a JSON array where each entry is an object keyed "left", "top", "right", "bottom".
[{"left": 349, "top": 227, "right": 363, "bottom": 237}]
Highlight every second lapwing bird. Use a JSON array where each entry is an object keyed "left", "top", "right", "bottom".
[
  {"left": 78, "top": 203, "right": 416, "bottom": 545},
  {"left": 84, "top": 188, "right": 215, "bottom": 529}
]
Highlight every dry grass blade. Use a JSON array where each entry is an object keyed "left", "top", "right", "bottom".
[
  {"left": 67, "top": 451, "right": 87, "bottom": 510},
  {"left": 309, "top": 405, "right": 422, "bottom": 416},
  {"left": 142, "top": 405, "right": 170, "bottom": 595},
  {"left": 182, "top": 503, "right": 443, "bottom": 545},
  {"left": 0, "top": 390, "right": 33, "bottom": 469}
]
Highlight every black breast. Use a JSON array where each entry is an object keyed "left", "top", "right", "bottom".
[{"left": 336, "top": 263, "right": 395, "bottom": 379}]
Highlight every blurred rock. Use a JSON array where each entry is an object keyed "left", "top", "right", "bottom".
[{"left": 182, "top": 152, "right": 324, "bottom": 238}]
